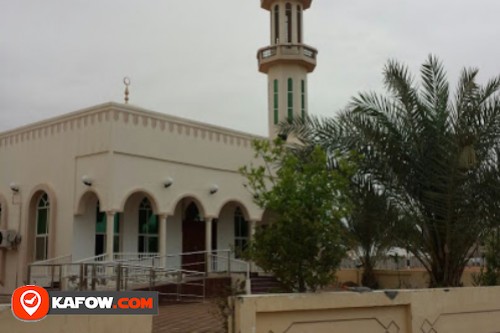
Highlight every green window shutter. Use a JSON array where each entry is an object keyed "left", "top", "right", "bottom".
[
  {"left": 273, "top": 79, "right": 279, "bottom": 124},
  {"left": 114, "top": 214, "right": 120, "bottom": 233},
  {"left": 301, "top": 80, "right": 306, "bottom": 118}
]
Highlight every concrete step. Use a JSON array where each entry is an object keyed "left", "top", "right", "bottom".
[
  {"left": 250, "top": 276, "right": 286, "bottom": 294},
  {"left": 137, "top": 276, "right": 232, "bottom": 304}
]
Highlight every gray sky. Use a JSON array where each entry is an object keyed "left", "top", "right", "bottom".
[{"left": 1, "top": 0, "right": 500, "bottom": 136}]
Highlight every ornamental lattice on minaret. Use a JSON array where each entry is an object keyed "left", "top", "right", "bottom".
[{"left": 258, "top": 0, "right": 317, "bottom": 138}]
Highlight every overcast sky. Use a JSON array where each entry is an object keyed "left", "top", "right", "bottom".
[{"left": 1, "top": 0, "right": 500, "bottom": 135}]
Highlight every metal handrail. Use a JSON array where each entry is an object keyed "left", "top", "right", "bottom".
[
  {"left": 257, "top": 43, "right": 318, "bottom": 60},
  {"left": 31, "top": 254, "right": 72, "bottom": 265},
  {"left": 28, "top": 249, "right": 254, "bottom": 295},
  {"left": 75, "top": 253, "right": 108, "bottom": 263},
  {"left": 27, "top": 260, "right": 209, "bottom": 295}
]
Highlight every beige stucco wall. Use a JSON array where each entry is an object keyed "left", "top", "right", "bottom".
[
  {"left": 234, "top": 286, "right": 500, "bottom": 333},
  {"left": 0, "top": 304, "right": 152, "bottom": 333}
]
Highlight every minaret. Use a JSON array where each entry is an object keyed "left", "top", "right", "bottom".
[{"left": 258, "top": 0, "right": 317, "bottom": 138}]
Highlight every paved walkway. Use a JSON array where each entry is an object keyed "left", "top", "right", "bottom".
[
  {"left": 153, "top": 302, "right": 225, "bottom": 333},
  {"left": 2, "top": 294, "right": 224, "bottom": 332}
]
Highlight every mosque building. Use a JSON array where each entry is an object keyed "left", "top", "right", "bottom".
[{"left": 0, "top": 0, "right": 317, "bottom": 293}]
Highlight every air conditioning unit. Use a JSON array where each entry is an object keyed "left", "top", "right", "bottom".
[{"left": 0, "top": 230, "right": 21, "bottom": 249}]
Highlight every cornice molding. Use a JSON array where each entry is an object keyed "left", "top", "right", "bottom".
[{"left": 0, "top": 102, "right": 265, "bottom": 149}]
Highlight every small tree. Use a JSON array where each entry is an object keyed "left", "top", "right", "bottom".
[{"left": 240, "top": 139, "right": 353, "bottom": 292}]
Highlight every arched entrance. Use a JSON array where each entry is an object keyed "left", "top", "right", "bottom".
[
  {"left": 74, "top": 191, "right": 121, "bottom": 260},
  {"left": 121, "top": 191, "right": 160, "bottom": 256},
  {"left": 217, "top": 201, "right": 251, "bottom": 259}
]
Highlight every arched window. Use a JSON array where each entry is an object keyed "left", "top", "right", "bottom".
[
  {"left": 273, "top": 79, "right": 279, "bottom": 124},
  {"left": 297, "top": 5, "right": 302, "bottom": 43},
  {"left": 287, "top": 78, "right": 294, "bottom": 121},
  {"left": 138, "top": 198, "right": 158, "bottom": 253},
  {"left": 285, "top": 3, "right": 292, "bottom": 43},
  {"left": 274, "top": 5, "right": 280, "bottom": 44},
  {"left": 95, "top": 202, "right": 120, "bottom": 256},
  {"left": 234, "top": 208, "right": 248, "bottom": 258},
  {"left": 35, "top": 193, "right": 50, "bottom": 261}
]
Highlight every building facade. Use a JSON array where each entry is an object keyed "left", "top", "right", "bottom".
[
  {"left": 0, "top": 103, "right": 268, "bottom": 292},
  {"left": 0, "top": 0, "right": 317, "bottom": 293}
]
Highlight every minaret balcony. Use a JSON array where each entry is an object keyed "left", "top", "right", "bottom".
[{"left": 257, "top": 44, "right": 317, "bottom": 73}]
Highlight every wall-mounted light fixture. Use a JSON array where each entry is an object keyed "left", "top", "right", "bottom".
[
  {"left": 163, "top": 177, "right": 174, "bottom": 188},
  {"left": 9, "top": 182, "right": 19, "bottom": 193},
  {"left": 82, "top": 175, "right": 93, "bottom": 187},
  {"left": 209, "top": 184, "right": 219, "bottom": 195}
]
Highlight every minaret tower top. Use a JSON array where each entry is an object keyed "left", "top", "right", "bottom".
[
  {"left": 260, "top": 0, "right": 311, "bottom": 10},
  {"left": 257, "top": 0, "right": 317, "bottom": 138}
]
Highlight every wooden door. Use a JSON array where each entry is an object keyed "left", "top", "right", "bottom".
[{"left": 182, "top": 218, "right": 206, "bottom": 272}]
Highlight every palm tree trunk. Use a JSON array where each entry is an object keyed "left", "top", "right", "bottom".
[{"left": 361, "top": 256, "right": 378, "bottom": 289}]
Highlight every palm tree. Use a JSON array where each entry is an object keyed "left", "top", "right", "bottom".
[
  {"left": 344, "top": 181, "right": 399, "bottom": 289},
  {"left": 285, "top": 55, "right": 500, "bottom": 287}
]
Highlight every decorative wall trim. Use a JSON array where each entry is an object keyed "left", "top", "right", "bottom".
[
  {"left": 420, "top": 309, "right": 500, "bottom": 333},
  {"left": 0, "top": 102, "right": 264, "bottom": 150}
]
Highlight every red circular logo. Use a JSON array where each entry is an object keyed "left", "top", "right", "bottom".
[{"left": 11, "top": 285, "right": 49, "bottom": 322}]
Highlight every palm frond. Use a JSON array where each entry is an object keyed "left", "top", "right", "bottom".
[{"left": 419, "top": 55, "right": 450, "bottom": 136}]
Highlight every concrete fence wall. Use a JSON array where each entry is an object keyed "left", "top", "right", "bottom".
[
  {"left": 336, "top": 268, "right": 481, "bottom": 289},
  {"left": 233, "top": 286, "right": 500, "bottom": 333},
  {"left": 0, "top": 304, "right": 152, "bottom": 333}
]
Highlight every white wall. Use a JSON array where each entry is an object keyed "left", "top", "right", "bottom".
[
  {"left": 73, "top": 195, "right": 98, "bottom": 261},
  {"left": 122, "top": 194, "right": 142, "bottom": 254},
  {"left": 218, "top": 204, "right": 236, "bottom": 252}
]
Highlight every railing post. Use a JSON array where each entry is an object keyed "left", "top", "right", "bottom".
[
  {"left": 176, "top": 271, "right": 182, "bottom": 301},
  {"left": 61, "top": 264, "right": 66, "bottom": 291},
  {"left": 202, "top": 275, "right": 206, "bottom": 301},
  {"left": 50, "top": 265, "right": 55, "bottom": 288},
  {"left": 58, "top": 265, "right": 63, "bottom": 291},
  {"left": 91, "top": 264, "right": 96, "bottom": 291},
  {"left": 149, "top": 267, "right": 156, "bottom": 290},
  {"left": 79, "top": 263, "right": 84, "bottom": 291},
  {"left": 123, "top": 267, "right": 128, "bottom": 290},
  {"left": 27, "top": 265, "right": 32, "bottom": 285},
  {"left": 227, "top": 251, "right": 231, "bottom": 275},
  {"left": 83, "top": 264, "right": 88, "bottom": 290},
  {"left": 116, "top": 264, "right": 122, "bottom": 291}
]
